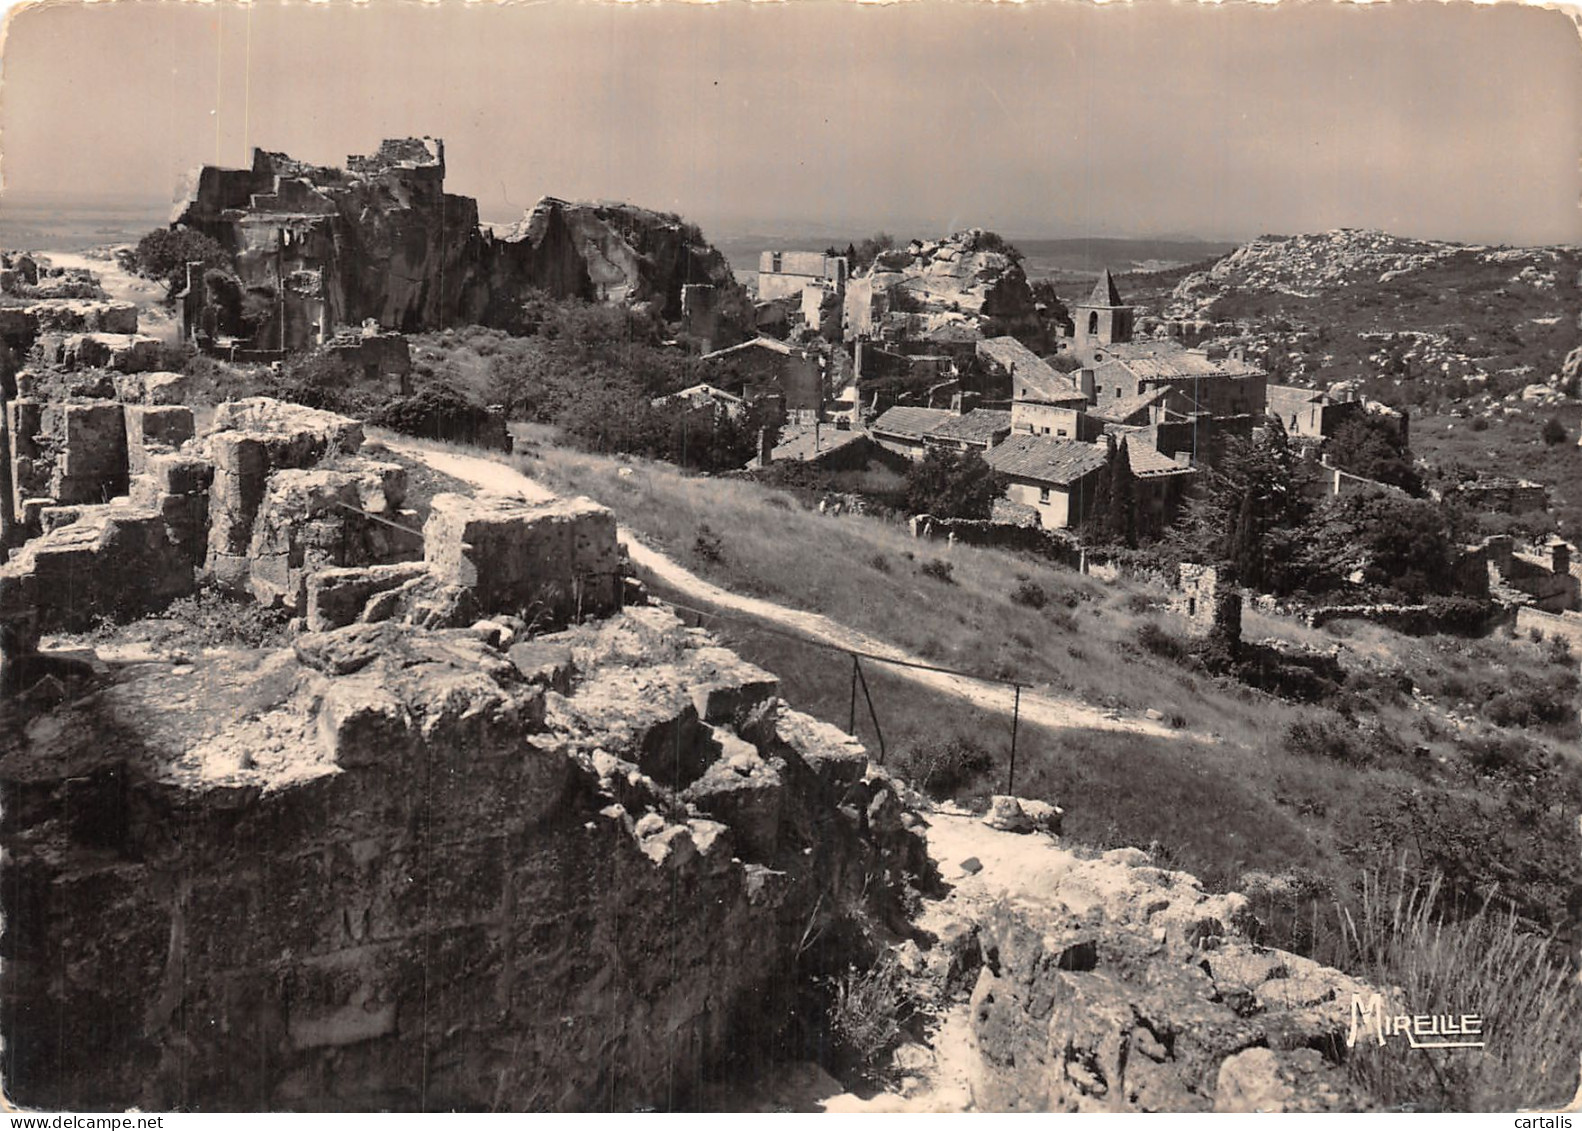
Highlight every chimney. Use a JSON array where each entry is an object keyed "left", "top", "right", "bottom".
[
  {"left": 1552, "top": 541, "right": 1571, "bottom": 577},
  {"left": 758, "top": 427, "right": 774, "bottom": 467},
  {"left": 1078, "top": 367, "right": 1096, "bottom": 402}
]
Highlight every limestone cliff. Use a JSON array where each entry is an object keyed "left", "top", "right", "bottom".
[{"left": 171, "top": 140, "right": 753, "bottom": 347}]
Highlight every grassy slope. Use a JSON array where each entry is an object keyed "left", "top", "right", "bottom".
[{"left": 513, "top": 427, "right": 1579, "bottom": 901}]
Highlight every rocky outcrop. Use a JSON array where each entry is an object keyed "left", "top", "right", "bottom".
[
  {"left": 845, "top": 230, "right": 1044, "bottom": 349},
  {"left": 0, "top": 607, "right": 927, "bottom": 1110},
  {"left": 171, "top": 140, "right": 753, "bottom": 346}
]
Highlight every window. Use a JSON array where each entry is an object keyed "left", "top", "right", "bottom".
[
  {"left": 1057, "top": 428, "right": 1068, "bottom": 437},
  {"left": 771, "top": 253, "right": 783, "bottom": 273},
  {"left": 1087, "top": 311, "right": 1099, "bottom": 335},
  {"left": 1039, "top": 487, "right": 1051, "bottom": 504},
  {"left": 1187, "top": 597, "right": 1197, "bottom": 618}
]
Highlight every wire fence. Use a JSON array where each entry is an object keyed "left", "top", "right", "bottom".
[{"left": 653, "top": 595, "right": 1028, "bottom": 795}]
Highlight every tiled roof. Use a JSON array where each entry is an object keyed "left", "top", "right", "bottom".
[
  {"left": 930, "top": 409, "right": 1013, "bottom": 445},
  {"left": 1107, "top": 352, "right": 1264, "bottom": 381},
  {"left": 979, "top": 338, "right": 1088, "bottom": 405},
  {"left": 701, "top": 335, "right": 802, "bottom": 360},
  {"left": 1123, "top": 439, "right": 1196, "bottom": 479},
  {"left": 871, "top": 406, "right": 955, "bottom": 441},
  {"left": 984, "top": 435, "right": 1109, "bottom": 486},
  {"left": 771, "top": 425, "right": 868, "bottom": 463},
  {"left": 1092, "top": 387, "right": 1169, "bottom": 424}
]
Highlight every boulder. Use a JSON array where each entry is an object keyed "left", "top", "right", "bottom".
[{"left": 983, "top": 794, "right": 1064, "bottom": 835}]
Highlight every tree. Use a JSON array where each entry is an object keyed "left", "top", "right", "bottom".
[
  {"left": 133, "top": 226, "right": 231, "bottom": 295},
  {"left": 1105, "top": 438, "right": 1137, "bottom": 548},
  {"left": 1304, "top": 492, "right": 1462, "bottom": 601},
  {"left": 852, "top": 233, "right": 897, "bottom": 271},
  {"left": 1325, "top": 415, "right": 1422, "bottom": 495},
  {"left": 1541, "top": 417, "right": 1568, "bottom": 446},
  {"left": 904, "top": 449, "right": 1006, "bottom": 520},
  {"left": 1164, "top": 420, "right": 1318, "bottom": 593}
]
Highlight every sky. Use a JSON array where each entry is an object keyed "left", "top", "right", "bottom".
[{"left": 0, "top": 0, "right": 1579, "bottom": 246}]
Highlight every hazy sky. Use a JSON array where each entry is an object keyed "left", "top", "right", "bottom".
[{"left": 1, "top": 0, "right": 1579, "bottom": 245}]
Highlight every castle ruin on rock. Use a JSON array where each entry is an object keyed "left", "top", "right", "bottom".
[{"left": 171, "top": 138, "right": 754, "bottom": 357}]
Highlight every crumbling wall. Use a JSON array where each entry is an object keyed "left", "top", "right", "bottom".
[{"left": 0, "top": 609, "right": 925, "bottom": 1111}]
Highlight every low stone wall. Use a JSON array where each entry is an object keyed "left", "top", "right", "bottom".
[
  {"left": 1306, "top": 601, "right": 1490, "bottom": 636},
  {"left": 910, "top": 513, "right": 1084, "bottom": 568},
  {"left": 0, "top": 609, "right": 924, "bottom": 1110}
]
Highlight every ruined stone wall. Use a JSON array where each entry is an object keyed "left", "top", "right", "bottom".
[{"left": 0, "top": 609, "right": 924, "bottom": 1111}]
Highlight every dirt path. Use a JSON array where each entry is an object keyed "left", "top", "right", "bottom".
[{"left": 384, "top": 438, "right": 1178, "bottom": 740}]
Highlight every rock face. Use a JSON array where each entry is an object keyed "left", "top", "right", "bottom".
[
  {"left": 172, "top": 140, "right": 753, "bottom": 346},
  {"left": 844, "top": 230, "right": 1043, "bottom": 348},
  {"left": 962, "top": 850, "right": 1378, "bottom": 1113},
  {"left": 0, "top": 608, "right": 927, "bottom": 1110}
]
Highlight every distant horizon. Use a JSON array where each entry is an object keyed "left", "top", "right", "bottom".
[{"left": 1, "top": 185, "right": 1574, "bottom": 254}]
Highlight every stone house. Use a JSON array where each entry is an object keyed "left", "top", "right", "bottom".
[
  {"left": 700, "top": 336, "right": 823, "bottom": 420},
  {"left": 982, "top": 435, "right": 1110, "bottom": 529},
  {"left": 757, "top": 250, "right": 848, "bottom": 304},
  {"left": 977, "top": 336, "right": 1095, "bottom": 442},
  {"left": 1089, "top": 342, "right": 1266, "bottom": 464},
  {"left": 1265, "top": 383, "right": 1361, "bottom": 440},
  {"left": 869, "top": 406, "right": 956, "bottom": 459}
]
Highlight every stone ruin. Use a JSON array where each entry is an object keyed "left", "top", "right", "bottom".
[
  {"left": 0, "top": 391, "right": 623, "bottom": 658},
  {"left": 1170, "top": 562, "right": 1242, "bottom": 649},
  {"left": 0, "top": 401, "right": 929, "bottom": 1107},
  {"left": 0, "top": 252, "right": 162, "bottom": 373}
]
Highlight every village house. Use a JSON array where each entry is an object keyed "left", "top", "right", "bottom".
[
  {"left": 699, "top": 336, "right": 824, "bottom": 421},
  {"left": 757, "top": 251, "right": 849, "bottom": 303},
  {"left": 982, "top": 435, "right": 1110, "bottom": 529},
  {"left": 650, "top": 383, "right": 747, "bottom": 420},
  {"left": 1265, "top": 383, "right": 1362, "bottom": 439},
  {"left": 869, "top": 405, "right": 957, "bottom": 459},
  {"left": 978, "top": 336, "right": 1095, "bottom": 440}
]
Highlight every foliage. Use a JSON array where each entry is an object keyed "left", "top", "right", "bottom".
[
  {"left": 161, "top": 586, "right": 294, "bottom": 649},
  {"left": 895, "top": 736, "right": 994, "bottom": 800},
  {"left": 1135, "top": 621, "right": 1189, "bottom": 662},
  {"left": 903, "top": 449, "right": 1006, "bottom": 520},
  {"left": 849, "top": 232, "right": 897, "bottom": 271},
  {"left": 1011, "top": 580, "right": 1047, "bottom": 609},
  {"left": 1541, "top": 416, "right": 1568, "bottom": 446},
  {"left": 260, "top": 351, "right": 373, "bottom": 416},
  {"left": 1305, "top": 493, "right": 1466, "bottom": 601},
  {"left": 1325, "top": 415, "right": 1422, "bottom": 495},
  {"left": 821, "top": 954, "right": 917, "bottom": 1088},
  {"left": 692, "top": 523, "right": 723, "bottom": 564},
  {"left": 919, "top": 558, "right": 955, "bottom": 584},
  {"left": 133, "top": 226, "right": 230, "bottom": 294},
  {"left": 371, "top": 384, "right": 505, "bottom": 449},
  {"left": 1163, "top": 421, "right": 1316, "bottom": 593}
]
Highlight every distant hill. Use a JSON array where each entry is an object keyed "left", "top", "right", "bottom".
[{"left": 713, "top": 233, "right": 1238, "bottom": 282}]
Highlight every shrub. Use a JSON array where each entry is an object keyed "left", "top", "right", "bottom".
[
  {"left": 896, "top": 736, "right": 993, "bottom": 800},
  {"left": 1541, "top": 417, "right": 1568, "bottom": 446},
  {"left": 867, "top": 553, "right": 891, "bottom": 573},
  {"left": 1135, "top": 621, "right": 1188, "bottom": 662},
  {"left": 1469, "top": 416, "right": 1490, "bottom": 432},
  {"left": 162, "top": 586, "right": 293, "bottom": 649},
  {"left": 371, "top": 384, "right": 506, "bottom": 449},
  {"left": 1329, "top": 871, "right": 1582, "bottom": 1112},
  {"left": 1283, "top": 715, "right": 1372, "bottom": 766},
  {"left": 133, "top": 226, "right": 231, "bottom": 293},
  {"left": 1011, "top": 580, "right": 1047, "bottom": 609},
  {"left": 692, "top": 523, "right": 723, "bottom": 564},
  {"left": 903, "top": 449, "right": 1007, "bottom": 520},
  {"left": 821, "top": 954, "right": 916, "bottom": 1088},
  {"left": 919, "top": 559, "right": 954, "bottom": 584}
]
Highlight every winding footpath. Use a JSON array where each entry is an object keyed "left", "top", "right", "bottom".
[{"left": 384, "top": 437, "right": 1178, "bottom": 740}]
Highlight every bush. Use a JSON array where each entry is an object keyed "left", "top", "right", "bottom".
[
  {"left": 1011, "top": 580, "right": 1047, "bottom": 609},
  {"left": 162, "top": 586, "right": 293, "bottom": 649},
  {"left": 896, "top": 736, "right": 994, "bottom": 800},
  {"left": 821, "top": 954, "right": 916, "bottom": 1088},
  {"left": 904, "top": 449, "right": 1007, "bottom": 521},
  {"left": 692, "top": 523, "right": 723, "bottom": 564},
  {"left": 1135, "top": 621, "right": 1189, "bottom": 662},
  {"left": 1283, "top": 715, "right": 1373, "bottom": 766},
  {"left": 1469, "top": 416, "right": 1490, "bottom": 432},
  {"left": 868, "top": 553, "right": 891, "bottom": 573},
  {"left": 371, "top": 384, "right": 506, "bottom": 449},
  {"left": 1541, "top": 417, "right": 1568, "bottom": 446},
  {"left": 919, "top": 559, "right": 954, "bottom": 584}
]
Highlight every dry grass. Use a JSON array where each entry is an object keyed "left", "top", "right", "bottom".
[{"left": 1325, "top": 869, "right": 1582, "bottom": 1112}]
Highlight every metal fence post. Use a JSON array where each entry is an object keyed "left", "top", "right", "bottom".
[
  {"left": 848, "top": 653, "right": 859, "bottom": 736},
  {"left": 1007, "top": 684, "right": 1021, "bottom": 795}
]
